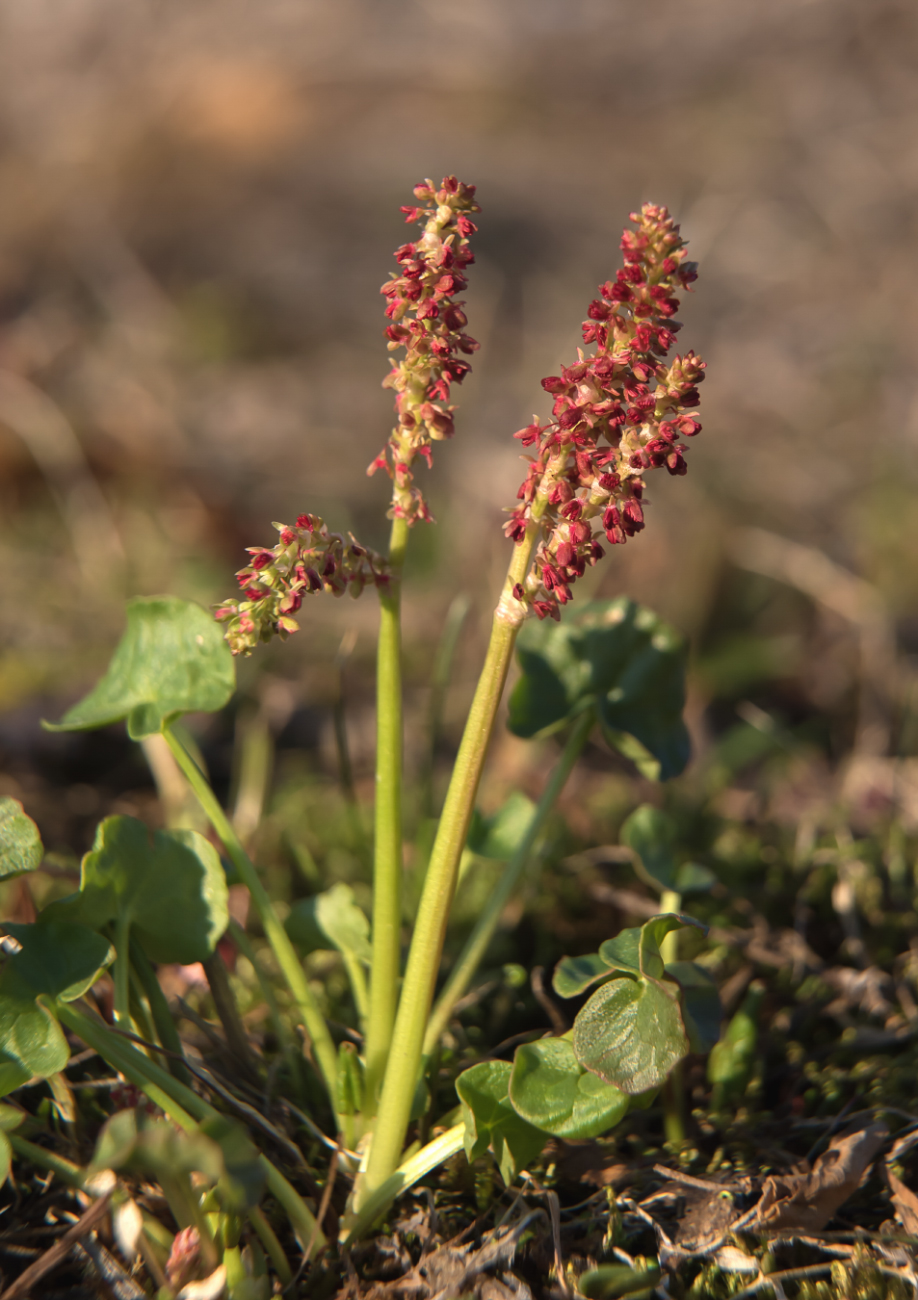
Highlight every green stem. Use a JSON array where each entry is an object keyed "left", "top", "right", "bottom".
[
  {"left": 420, "top": 593, "right": 470, "bottom": 823},
  {"left": 341, "top": 1122, "right": 465, "bottom": 1245},
  {"left": 341, "top": 950, "right": 369, "bottom": 1030},
  {"left": 248, "top": 1205, "right": 293, "bottom": 1285},
  {"left": 162, "top": 726, "right": 339, "bottom": 1110},
  {"left": 424, "top": 707, "right": 595, "bottom": 1055},
  {"left": 364, "top": 515, "right": 409, "bottom": 1114},
  {"left": 203, "top": 950, "right": 260, "bottom": 1079},
  {"left": 358, "top": 535, "right": 533, "bottom": 1211},
  {"left": 9, "top": 1133, "right": 88, "bottom": 1189},
  {"left": 113, "top": 914, "right": 132, "bottom": 1030},
  {"left": 130, "top": 939, "right": 192, "bottom": 1086},
  {"left": 659, "top": 888, "right": 684, "bottom": 1144},
  {"left": 57, "top": 1002, "right": 326, "bottom": 1255}
]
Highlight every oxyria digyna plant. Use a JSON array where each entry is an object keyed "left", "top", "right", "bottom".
[
  {"left": 29, "top": 176, "right": 708, "bottom": 1276},
  {"left": 216, "top": 183, "right": 705, "bottom": 1219}
]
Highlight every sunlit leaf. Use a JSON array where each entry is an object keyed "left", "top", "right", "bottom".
[
  {"left": 0, "top": 969, "right": 69, "bottom": 1097},
  {"left": 0, "top": 799, "right": 43, "bottom": 881},
  {"left": 44, "top": 596, "right": 235, "bottom": 740},
  {"left": 456, "top": 1060, "right": 546, "bottom": 1185},
  {"left": 46, "top": 816, "right": 228, "bottom": 965},
  {"left": 572, "top": 973, "right": 688, "bottom": 1095},
  {"left": 508, "top": 1036, "right": 629, "bottom": 1139}
]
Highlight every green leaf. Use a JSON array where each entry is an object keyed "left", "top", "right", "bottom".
[
  {"left": 335, "top": 1042, "right": 365, "bottom": 1118},
  {"left": 0, "top": 970, "right": 70, "bottom": 1096},
  {"left": 508, "top": 1036, "right": 629, "bottom": 1139},
  {"left": 0, "top": 799, "right": 43, "bottom": 881},
  {"left": 285, "top": 883, "right": 371, "bottom": 964},
  {"left": 553, "top": 952, "right": 618, "bottom": 999},
  {"left": 674, "top": 862, "right": 717, "bottom": 895},
  {"left": 637, "top": 913, "right": 707, "bottom": 980},
  {"left": 508, "top": 599, "right": 689, "bottom": 781},
  {"left": 620, "top": 805, "right": 678, "bottom": 893},
  {"left": 578, "top": 1264, "right": 661, "bottom": 1299},
  {"left": 596, "top": 927, "right": 643, "bottom": 978},
  {"left": 455, "top": 1060, "right": 546, "bottom": 1185},
  {"left": 46, "top": 816, "right": 228, "bottom": 965},
  {"left": 44, "top": 596, "right": 235, "bottom": 739},
  {"left": 467, "top": 792, "right": 536, "bottom": 860},
  {"left": 4, "top": 920, "right": 114, "bottom": 1002},
  {"left": 0, "top": 1130, "right": 10, "bottom": 1189},
  {"left": 664, "top": 961, "right": 721, "bottom": 1053},
  {"left": 572, "top": 974, "right": 689, "bottom": 1095}
]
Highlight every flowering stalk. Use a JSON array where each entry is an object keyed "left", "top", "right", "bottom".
[
  {"left": 364, "top": 178, "right": 480, "bottom": 1109},
  {"left": 358, "top": 203, "right": 704, "bottom": 1212},
  {"left": 505, "top": 203, "right": 703, "bottom": 621},
  {"left": 216, "top": 180, "right": 481, "bottom": 1121}
]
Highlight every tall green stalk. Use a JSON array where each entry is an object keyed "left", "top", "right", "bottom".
[
  {"left": 423, "top": 705, "right": 595, "bottom": 1054},
  {"left": 162, "top": 726, "right": 339, "bottom": 1110},
  {"left": 364, "top": 515, "right": 409, "bottom": 1112},
  {"left": 356, "top": 532, "right": 535, "bottom": 1211}
]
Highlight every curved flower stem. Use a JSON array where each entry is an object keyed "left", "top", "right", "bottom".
[
  {"left": 364, "top": 515, "right": 409, "bottom": 1113},
  {"left": 356, "top": 530, "right": 536, "bottom": 1213},
  {"left": 424, "top": 705, "right": 596, "bottom": 1055},
  {"left": 162, "top": 726, "right": 339, "bottom": 1114}
]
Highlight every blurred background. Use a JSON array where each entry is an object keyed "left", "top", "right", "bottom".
[{"left": 0, "top": 0, "right": 917, "bottom": 863}]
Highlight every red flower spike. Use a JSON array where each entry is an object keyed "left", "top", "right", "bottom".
[
  {"left": 216, "top": 515, "right": 390, "bottom": 656},
  {"left": 505, "top": 202, "right": 705, "bottom": 620},
  {"left": 368, "top": 177, "right": 481, "bottom": 524}
]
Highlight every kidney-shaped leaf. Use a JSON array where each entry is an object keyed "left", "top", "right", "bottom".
[
  {"left": 0, "top": 799, "right": 43, "bottom": 881},
  {"left": 620, "top": 805, "right": 678, "bottom": 893},
  {"left": 508, "top": 599, "right": 690, "bottom": 781},
  {"left": 467, "top": 792, "right": 536, "bottom": 860},
  {"left": 285, "top": 883, "right": 371, "bottom": 964},
  {"left": 0, "top": 968, "right": 70, "bottom": 1097},
  {"left": 44, "top": 597, "right": 235, "bottom": 740},
  {"left": 456, "top": 1060, "right": 546, "bottom": 1186},
  {"left": 48, "top": 816, "right": 228, "bottom": 965},
  {"left": 572, "top": 973, "right": 689, "bottom": 1095},
  {"left": 509, "top": 1036, "right": 629, "bottom": 1139},
  {"left": 4, "top": 920, "right": 114, "bottom": 1002},
  {"left": 553, "top": 952, "right": 619, "bottom": 999}
]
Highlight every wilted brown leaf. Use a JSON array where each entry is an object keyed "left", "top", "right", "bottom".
[
  {"left": 886, "top": 1169, "right": 918, "bottom": 1237},
  {"left": 748, "top": 1122, "right": 888, "bottom": 1233}
]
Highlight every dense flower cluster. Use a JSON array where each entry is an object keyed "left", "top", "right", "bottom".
[
  {"left": 504, "top": 204, "right": 704, "bottom": 621},
  {"left": 368, "top": 176, "right": 480, "bottom": 523},
  {"left": 215, "top": 514, "right": 389, "bottom": 655}
]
